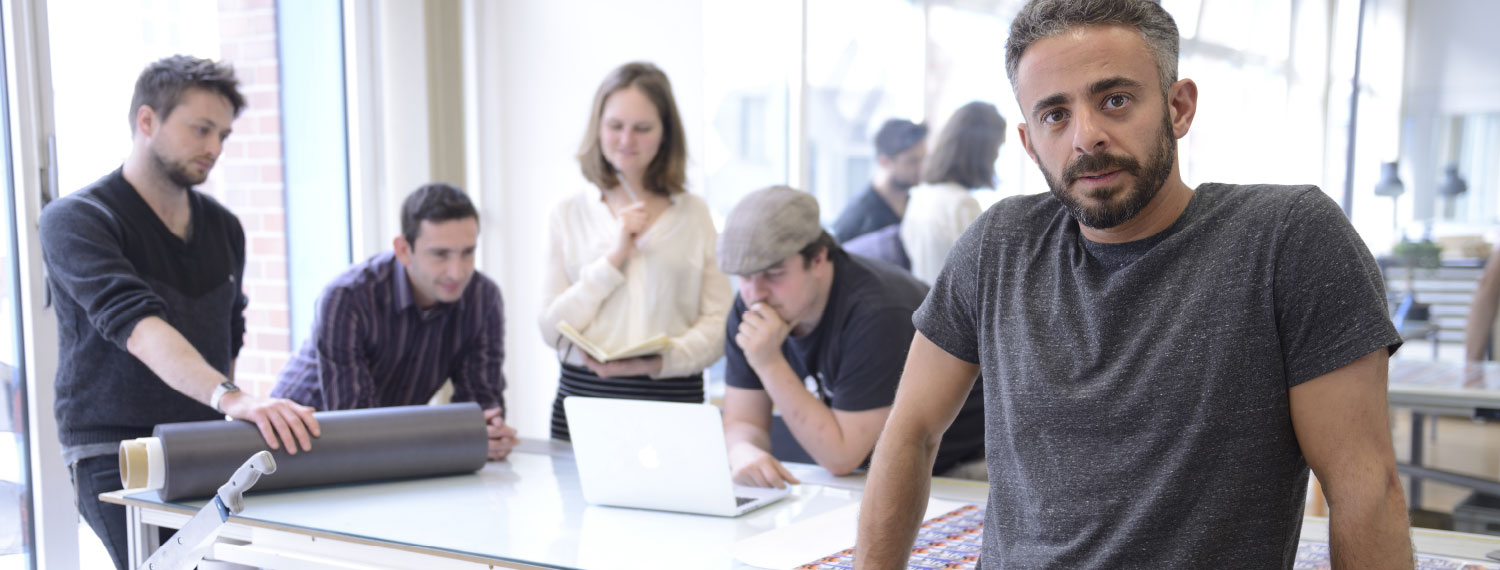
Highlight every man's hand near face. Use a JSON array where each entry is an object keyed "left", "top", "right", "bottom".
[{"left": 736, "top": 302, "right": 793, "bottom": 371}]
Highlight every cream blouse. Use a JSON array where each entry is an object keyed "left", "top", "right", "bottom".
[
  {"left": 900, "top": 181, "right": 982, "bottom": 284},
  {"left": 538, "top": 190, "right": 731, "bottom": 378}
]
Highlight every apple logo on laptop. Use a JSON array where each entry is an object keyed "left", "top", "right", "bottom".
[{"left": 637, "top": 445, "right": 661, "bottom": 470}]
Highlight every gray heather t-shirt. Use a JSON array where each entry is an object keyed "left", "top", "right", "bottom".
[{"left": 914, "top": 184, "right": 1401, "bottom": 568}]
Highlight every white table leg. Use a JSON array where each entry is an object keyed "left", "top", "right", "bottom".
[{"left": 125, "top": 504, "right": 160, "bottom": 569}]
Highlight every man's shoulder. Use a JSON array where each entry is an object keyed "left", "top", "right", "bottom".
[
  {"left": 959, "top": 192, "right": 1067, "bottom": 245},
  {"left": 45, "top": 171, "right": 129, "bottom": 213},
  {"left": 466, "top": 269, "right": 504, "bottom": 301},
  {"left": 833, "top": 187, "right": 881, "bottom": 221},
  {"left": 1199, "top": 182, "right": 1320, "bottom": 205},
  {"left": 1192, "top": 183, "right": 1336, "bottom": 228},
  {"left": 40, "top": 172, "right": 134, "bottom": 236},
  {"left": 324, "top": 251, "right": 400, "bottom": 296},
  {"left": 835, "top": 251, "right": 928, "bottom": 320},
  {"left": 833, "top": 187, "right": 896, "bottom": 241}
]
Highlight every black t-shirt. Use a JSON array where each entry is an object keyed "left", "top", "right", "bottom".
[
  {"left": 832, "top": 186, "right": 900, "bottom": 244},
  {"left": 725, "top": 249, "right": 985, "bottom": 473}
]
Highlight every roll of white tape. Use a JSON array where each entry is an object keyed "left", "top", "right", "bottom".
[
  {"left": 144, "top": 436, "right": 164, "bottom": 491},
  {"left": 119, "top": 436, "right": 165, "bottom": 491}
]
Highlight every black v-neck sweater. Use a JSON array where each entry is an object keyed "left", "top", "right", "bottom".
[{"left": 39, "top": 168, "right": 247, "bottom": 462}]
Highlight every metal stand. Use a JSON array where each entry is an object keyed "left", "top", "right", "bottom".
[{"left": 137, "top": 451, "right": 276, "bottom": 570}]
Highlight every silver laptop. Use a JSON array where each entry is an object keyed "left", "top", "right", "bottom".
[{"left": 564, "top": 397, "right": 791, "bottom": 517}]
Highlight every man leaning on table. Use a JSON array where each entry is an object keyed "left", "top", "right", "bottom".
[
  {"left": 39, "top": 55, "right": 321, "bottom": 570},
  {"left": 717, "top": 186, "right": 986, "bottom": 488},
  {"left": 272, "top": 183, "right": 517, "bottom": 460},
  {"left": 856, "top": 0, "right": 1414, "bottom": 568}
]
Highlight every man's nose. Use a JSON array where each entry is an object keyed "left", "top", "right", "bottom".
[
  {"left": 1071, "top": 108, "right": 1110, "bottom": 156},
  {"left": 740, "top": 278, "right": 767, "bottom": 304},
  {"left": 446, "top": 258, "right": 468, "bottom": 280}
]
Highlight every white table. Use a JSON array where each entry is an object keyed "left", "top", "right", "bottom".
[
  {"left": 105, "top": 438, "right": 1500, "bottom": 569},
  {"left": 1388, "top": 359, "right": 1500, "bottom": 418},
  {"left": 104, "top": 439, "right": 983, "bottom": 569},
  {"left": 1387, "top": 359, "right": 1500, "bottom": 506}
]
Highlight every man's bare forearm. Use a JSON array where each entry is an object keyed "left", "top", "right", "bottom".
[
  {"left": 724, "top": 418, "right": 772, "bottom": 453},
  {"left": 751, "top": 355, "right": 865, "bottom": 472},
  {"left": 125, "top": 315, "right": 227, "bottom": 404},
  {"left": 1329, "top": 469, "right": 1413, "bottom": 569},
  {"left": 856, "top": 426, "right": 938, "bottom": 568}
]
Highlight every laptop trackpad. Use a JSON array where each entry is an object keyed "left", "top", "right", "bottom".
[{"left": 734, "top": 484, "right": 791, "bottom": 502}]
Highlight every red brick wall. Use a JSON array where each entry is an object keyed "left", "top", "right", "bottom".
[{"left": 214, "top": 0, "right": 290, "bottom": 396}]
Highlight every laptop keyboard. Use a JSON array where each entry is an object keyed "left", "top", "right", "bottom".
[{"left": 735, "top": 496, "right": 755, "bottom": 507}]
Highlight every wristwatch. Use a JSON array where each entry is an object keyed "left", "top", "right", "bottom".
[{"left": 210, "top": 380, "right": 240, "bottom": 413}]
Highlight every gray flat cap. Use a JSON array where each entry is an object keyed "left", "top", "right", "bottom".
[{"left": 717, "top": 186, "right": 822, "bottom": 275}]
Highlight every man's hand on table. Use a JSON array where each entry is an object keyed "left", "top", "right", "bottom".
[
  {"left": 728, "top": 441, "right": 801, "bottom": 489},
  {"left": 484, "top": 407, "right": 519, "bottom": 460}
]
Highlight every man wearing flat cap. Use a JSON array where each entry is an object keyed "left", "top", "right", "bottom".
[{"left": 717, "top": 185, "right": 986, "bottom": 488}]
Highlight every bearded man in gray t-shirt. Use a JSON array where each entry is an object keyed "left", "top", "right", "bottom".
[{"left": 855, "top": 1, "right": 1414, "bottom": 569}]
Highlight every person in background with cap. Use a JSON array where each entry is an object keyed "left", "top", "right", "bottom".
[
  {"left": 717, "top": 186, "right": 986, "bottom": 488},
  {"left": 831, "top": 118, "right": 929, "bottom": 244}
]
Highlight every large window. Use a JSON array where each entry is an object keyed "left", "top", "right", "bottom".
[
  {"left": 0, "top": 6, "right": 31, "bottom": 566},
  {"left": 802, "top": 0, "right": 924, "bottom": 224},
  {"left": 697, "top": 0, "right": 1410, "bottom": 251},
  {"left": 700, "top": 0, "right": 798, "bottom": 224},
  {"left": 923, "top": 2, "right": 1031, "bottom": 210}
]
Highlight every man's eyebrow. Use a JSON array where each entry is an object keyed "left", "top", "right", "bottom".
[
  {"left": 1089, "top": 76, "right": 1144, "bottom": 96},
  {"left": 1030, "top": 92, "right": 1070, "bottom": 119}
]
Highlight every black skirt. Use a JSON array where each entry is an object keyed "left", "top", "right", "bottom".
[{"left": 550, "top": 363, "right": 704, "bottom": 441}]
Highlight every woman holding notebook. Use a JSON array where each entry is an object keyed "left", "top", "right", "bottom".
[{"left": 539, "top": 62, "right": 732, "bottom": 441}]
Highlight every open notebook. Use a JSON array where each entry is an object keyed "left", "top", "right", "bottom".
[{"left": 555, "top": 321, "right": 672, "bottom": 362}]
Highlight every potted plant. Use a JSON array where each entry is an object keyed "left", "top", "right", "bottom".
[{"left": 1391, "top": 237, "right": 1443, "bottom": 327}]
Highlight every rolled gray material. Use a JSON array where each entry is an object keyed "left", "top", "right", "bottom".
[{"left": 152, "top": 403, "right": 487, "bottom": 501}]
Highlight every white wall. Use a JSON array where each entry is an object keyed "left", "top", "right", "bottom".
[
  {"left": 1401, "top": 0, "right": 1500, "bottom": 222},
  {"left": 470, "top": 1, "right": 708, "bottom": 438}
]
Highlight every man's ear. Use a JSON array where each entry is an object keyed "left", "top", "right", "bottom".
[
  {"left": 1167, "top": 78, "right": 1198, "bottom": 139},
  {"left": 135, "top": 105, "right": 157, "bottom": 138},
  {"left": 1017, "top": 123, "right": 1040, "bottom": 165},
  {"left": 393, "top": 235, "right": 412, "bottom": 264}
]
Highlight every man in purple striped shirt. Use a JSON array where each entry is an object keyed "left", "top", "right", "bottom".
[{"left": 272, "top": 183, "right": 517, "bottom": 460}]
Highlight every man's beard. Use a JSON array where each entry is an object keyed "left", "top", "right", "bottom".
[
  {"left": 151, "top": 147, "right": 209, "bottom": 188},
  {"left": 1040, "top": 112, "right": 1176, "bottom": 230},
  {"left": 890, "top": 174, "right": 919, "bottom": 193}
]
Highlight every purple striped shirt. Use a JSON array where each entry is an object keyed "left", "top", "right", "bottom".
[{"left": 272, "top": 251, "right": 505, "bottom": 412}]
